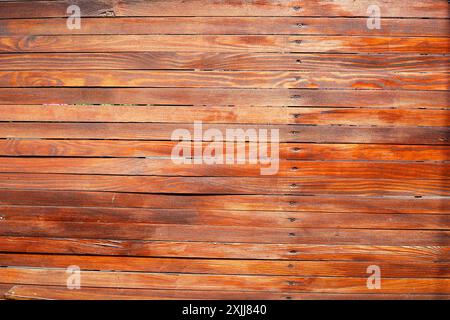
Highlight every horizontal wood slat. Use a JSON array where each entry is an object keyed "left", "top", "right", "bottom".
[
  {"left": 1, "top": 237, "right": 448, "bottom": 262},
  {"left": 1, "top": 1, "right": 447, "bottom": 18},
  {"left": 0, "top": 173, "right": 448, "bottom": 196},
  {"left": 7, "top": 285, "right": 450, "bottom": 300},
  {"left": 1, "top": 190, "right": 447, "bottom": 214},
  {"left": 1, "top": 123, "right": 448, "bottom": 144},
  {"left": 2, "top": 17, "right": 449, "bottom": 37},
  {"left": 0, "top": 71, "right": 447, "bottom": 90},
  {"left": 1, "top": 220, "right": 449, "bottom": 245},
  {"left": 1, "top": 140, "right": 447, "bottom": 161},
  {"left": 1, "top": 35, "right": 448, "bottom": 53},
  {"left": 0, "top": 158, "right": 448, "bottom": 180},
  {"left": 1, "top": 88, "right": 447, "bottom": 108},
  {"left": 1, "top": 268, "right": 449, "bottom": 293},
  {"left": 2, "top": 206, "right": 448, "bottom": 230},
  {"left": 1, "top": 254, "right": 448, "bottom": 278},
  {"left": 1, "top": 53, "right": 448, "bottom": 72},
  {"left": 0, "top": 105, "right": 448, "bottom": 126}
]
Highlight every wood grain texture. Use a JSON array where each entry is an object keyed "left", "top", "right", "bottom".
[
  {"left": 1, "top": 190, "right": 448, "bottom": 214},
  {"left": 1, "top": 206, "right": 448, "bottom": 230},
  {"left": 0, "top": 71, "right": 447, "bottom": 90},
  {"left": 0, "top": 0, "right": 448, "bottom": 300},
  {"left": 1, "top": 88, "right": 447, "bottom": 108},
  {"left": 1, "top": 123, "right": 448, "bottom": 144},
  {"left": 1, "top": 53, "right": 448, "bottom": 72},
  {"left": 1, "top": 254, "right": 448, "bottom": 278},
  {"left": 1, "top": 237, "right": 448, "bottom": 262},
  {"left": 0, "top": 220, "right": 449, "bottom": 245},
  {"left": 0, "top": 140, "right": 447, "bottom": 161},
  {"left": 2, "top": 17, "right": 449, "bottom": 37},
  {"left": 7, "top": 285, "right": 450, "bottom": 300},
  {"left": 0, "top": 105, "right": 448, "bottom": 126},
  {"left": 1, "top": 0, "right": 448, "bottom": 18},
  {"left": 0, "top": 173, "right": 449, "bottom": 196},
  {"left": 0, "top": 158, "right": 448, "bottom": 180},
  {"left": 1, "top": 35, "right": 448, "bottom": 53},
  {"left": 1, "top": 268, "right": 449, "bottom": 293}
]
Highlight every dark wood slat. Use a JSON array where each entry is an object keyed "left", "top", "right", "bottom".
[
  {"left": 1, "top": 254, "right": 448, "bottom": 278},
  {"left": 0, "top": 105, "right": 448, "bottom": 126},
  {"left": 1, "top": 140, "right": 447, "bottom": 161},
  {"left": 1, "top": 268, "right": 449, "bottom": 293},
  {"left": 0, "top": 71, "right": 447, "bottom": 90},
  {"left": 0, "top": 158, "right": 448, "bottom": 180},
  {"left": 2, "top": 17, "right": 449, "bottom": 37},
  {"left": 1, "top": 35, "right": 448, "bottom": 53},
  {"left": 1, "top": 88, "right": 447, "bottom": 108},
  {"left": 0, "top": 173, "right": 448, "bottom": 196},
  {"left": 1, "top": 220, "right": 449, "bottom": 245},
  {"left": 1, "top": 237, "right": 448, "bottom": 261},
  {"left": 1, "top": 1, "right": 447, "bottom": 18},
  {"left": 2, "top": 206, "right": 448, "bottom": 229},
  {"left": 7, "top": 285, "right": 450, "bottom": 300},
  {"left": 1, "top": 123, "right": 447, "bottom": 145},
  {"left": 1, "top": 190, "right": 447, "bottom": 214},
  {"left": 0, "top": 53, "right": 448, "bottom": 72}
]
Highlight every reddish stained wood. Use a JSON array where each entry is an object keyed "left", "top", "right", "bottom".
[
  {"left": 1, "top": 17, "right": 449, "bottom": 37},
  {"left": 0, "top": 88, "right": 447, "bottom": 108},
  {"left": 7, "top": 285, "right": 450, "bottom": 300},
  {"left": 1, "top": 268, "right": 449, "bottom": 293},
  {"left": 1, "top": 237, "right": 448, "bottom": 262},
  {"left": 0, "top": 71, "right": 447, "bottom": 90},
  {"left": 0, "top": 53, "right": 448, "bottom": 72},
  {"left": 0, "top": 105, "right": 448, "bottom": 126},
  {"left": 0, "top": 140, "right": 448, "bottom": 161},
  {"left": 1, "top": 254, "right": 448, "bottom": 278},
  {"left": 0, "top": 190, "right": 447, "bottom": 214},
  {"left": 1, "top": 205, "right": 448, "bottom": 230},
  {"left": 0, "top": 220, "right": 449, "bottom": 245},
  {"left": 1, "top": 123, "right": 448, "bottom": 145},
  {"left": 0, "top": 0, "right": 447, "bottom": 18},
  {"left": 0, "top": 158, "right": 448, "bottom": 180},
  {"left": 0, "top": 35, "right": 448, "bottom": 53},
  {"left": 0, "top": 173, "right": 448, "bottom": 196}
]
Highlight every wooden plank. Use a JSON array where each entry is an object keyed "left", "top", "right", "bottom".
[
  {"left": 1, "top": 268, "right": 449, "bottom": 293},
  {"left": 0, "top": 53, "right": 448, "bottom": 72},
  {"left": 1, "top": 237, "right": 448, "bottom": 262},
  {"left": 1, "top": 1, "right": 447, "bottom": 18},
  {"left": 0, "top": 173, "right": 448, "bottom": 196},
  {"left": 0, "top": 158, "right": 448, "bottom": 180},
  {"left": 2, "top": 17, "right": 449, "bottom": 37},
  {"left": 0, "top": 71, "right": 447, "bottom": 90},
  {"left": 1, "top": 35, "right": 448, "bottom": 53},
  {"left": 1, "top": 123, "right": 447, "bottom": 145},
  {"left": 1, "top": 140, "right": 448, "bottom": 161},
  {"left": 0, "top": 105, "right": 448, "bottom": 126},
  {"left": 2, "top": 206, "right": 448, "bottom": 229},
  {"left": 0, "top": 220, "right": 448, "bottom": 245},
  {"left": 0, "top": 190, "right": 447, "bottom": 214},
  {"left": 0, "top": 88, "right": 447, "bottom": 108},
  {"left": 0, "top": 220, "right": 450, "bottom": 246},
  {"left": 7, "top": 285, "right": 450, "bottom": 300},
  {"left": 1, "top": 254, "right": 448, "bottom": 278}
]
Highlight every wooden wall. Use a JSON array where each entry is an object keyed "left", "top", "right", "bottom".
[{"left": 0, "top": 0, "right": 449, "bottom": 299}]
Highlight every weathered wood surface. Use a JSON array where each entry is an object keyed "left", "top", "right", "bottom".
[{"left": 0, "top": 0, "right": 448, "bottom": 300}]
